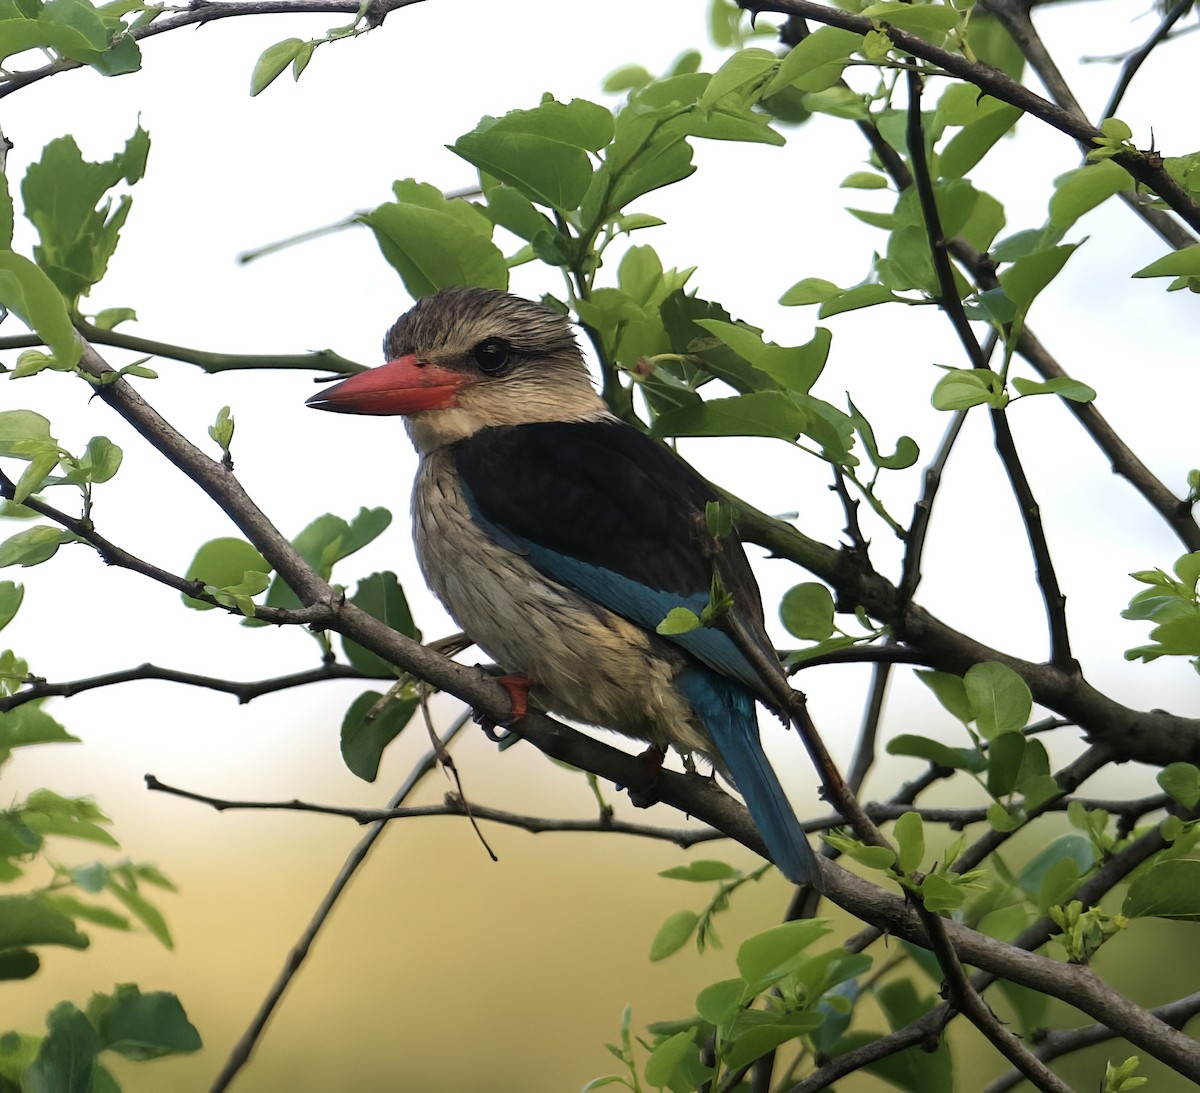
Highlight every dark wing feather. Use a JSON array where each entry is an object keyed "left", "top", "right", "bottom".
[{"left": 453, "top": 420, "right": 778, "bottom": 692}]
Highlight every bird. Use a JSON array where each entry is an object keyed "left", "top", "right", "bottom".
[{"left": 306, "top": 286, "right": 819, "bottom": 886}]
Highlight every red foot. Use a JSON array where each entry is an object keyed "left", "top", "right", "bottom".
[{"left": 496, "top": 673, "right": 533, "bottom": 722}]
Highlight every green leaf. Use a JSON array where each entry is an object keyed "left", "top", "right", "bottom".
[
  {"left": 694, "top": 319, "right": 830, "bottom": 392},
  {"left": 699, "top": 47, "right": 777, "bottom": 108},
  {"left": 860, "top": 0, "right": 961, "bottom": 37},
  {"left": 182, "top": 537, "right": 270, "bottom": 611},
  {"left": 0, "top": 704, "right": 78, "bottom": 751},
  {"left": 841, "top": 171, "right": 889, "bottom": 189},
  {"left": 736, "top": 920, "right": 831, "bottom": 993},
  {"left": 656, "top": 606, "right": 701, "bottom": 635},
  {"left": 931, "top": 367, "right": 1007, "bottom": 411},
  {"left": 86, "top": 984, "right": 201, "bottom": 1060},
  {"left": 964, "top": 661, "right": 1032, "bottom": 738},
  {"left": 939, "top": 103, "right": 1022, "bottom": 180},
  {"left": 364, "top": 198, "right": 508, "bottom": 298},
  {"left": 998, "top": 244, "right": 1077, "bottom": 316},
  {"left": 0, "top": 580, "right": 22, "bottom": 631},
  {"left": 649, "top": 910, "right": 699, "bottom": 961},
  {"left": 23, "top": 1002, "right": 98, "bottom": 1093},
  {"left": 986, "top": 730, "right": 1025, "bottom": 796},
  {"left": 779, "top": 277, "right": 840, "bottom": 306},
  {"left": 341, "top": 571, "right": 421, "bottom": 675},
  {"left": 0, "top": 894, "right": 89, "bottom": 950},
  {"left": 1017, "top": 835, "right": 1094, "bottom": 902},
  {"left": 0, "top": 252, "right": 81, "bottom": 367},
  {"left": 779, "top": 583, "right": 835, "bottom": 640},
  {"left": 0, "top": 526, "right": 70, "bottom": 567},
  {"left": 452, "top": 98, "right": 613, "bottom": 211},
  {"left": 1133, "top": 243, "right": 1200, "bottom": 279},
  {"left": 249, "top": 37, "right": 304, "bottom": 95},
  {"left": 658, "top": 860, "right": 740, "bottom": 882},
  {"left": 765, "top": 26, "right": 862, "bottom": 95},
  {"left": 105, "top": 873, "right": 172, "bottom": 948},
  {"left": 1048, "top": 159, "right": 1134, "bottom": 231},
  {"left": 1159, "top": 763, "right": 1200, "bottom": 810},
  {"left": 918, "top": 872, "right": 967, "bottom": 912},
  {"left": 340, "top": 689, "right": 418, "bottom": 782},
  {"left": 818, "top": 282, "right": 908, "bottom": 317},
  {"left": 22, "top": 126, "right": 149, "bottom": 308},
  {"left": 886, "top": 733, "right": 985, "bottom": 772},
  {"left": 1124, "top": 859, "right": 1200, "bottom": 920},
  {"left": 894, "top": 811, "right": 925, "bottom": 874},
  {"left": 1010, "top": 375, "right": 1096, "bottom": 402},
  {"left": 650, "top": 391, "right": 808, "bottom": 441},
  {"left": 644, "top": 1030, "right": 702, "bottom": 1089},
  {"left": 915, "top": 669, "right": 972, "bottom": 723},
  {"left": 695, "top": 977, "right": 743, "bottom": 1024}
]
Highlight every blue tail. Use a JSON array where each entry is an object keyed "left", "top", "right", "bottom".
[{"left": 678, "top": 667, "right": 819, "bottom": 886}]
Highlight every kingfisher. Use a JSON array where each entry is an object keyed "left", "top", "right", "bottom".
[{"left": 307, "top": 286, "right": 818, "bottom": 885}]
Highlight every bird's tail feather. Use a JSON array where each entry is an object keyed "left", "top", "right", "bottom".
[{"left": 679, "top": 668, "right": 819, "bottom": 887}]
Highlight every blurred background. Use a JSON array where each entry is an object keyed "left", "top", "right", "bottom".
[{"left": 3, "top": 0, "right": 1199, "bottom": 1088}]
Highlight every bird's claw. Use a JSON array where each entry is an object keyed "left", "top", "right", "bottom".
[{"left": 475, "top": 672, "right": 533, "bottom": 740}]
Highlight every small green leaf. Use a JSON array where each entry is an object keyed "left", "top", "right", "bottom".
[
  {"left": 86, "top": 984, "right": 201, "bottom": 1060},
  {"left": 182, "top": 538, "right": 270, "bottom": 611},
  {"left": 341, "top": 571, "right": 421, "bottom": 675},
  {"left": 931, "top": 367, "right": 1007, "bottom": 411},
  {"left": 894, "top": 811, "right": 924, "bottom": 874},
  {"left": 915, "top": 669, "right": 972, "bottom": 723},
  {"left": 656, "top": 606, "right": 701, "bottom": 635},
  {"left": 250, "top": 37, "right": 304, "bottom": 95},
  {"left": 1010, "top": 376, "right": 1096, "bottom": 402},
  {"left": 1124, "top": 859, "right": 1200, "bottom": 920},
  {"left": 0, "top": 526, "right": 70, "bottom": 567},
  {"left": 0, "top": 580, "right": 22, "bottom": 631},
  {"left": 649, "top": 910, "right": 699, "bottom": 961},
  {"left": 1159, "top": 763, "right": 1200, "bottom": 810},
  {"left": 779, "top": 583, "right": 835, "bottom": 640},
  {"left": 886, "top": 734, "right": 985, "bottom": 772},
  {"left": 1133, "top": 243, "right": 1200, "bottom": 279},
  {"left": 658, "top": 860, "right": 740, "bottom": 882},
  {"left": 964, "top": 661, "right": 1032, "bottom": 738},
  {"left": 340, "top": 689, "right": 418, "bottom": 782}
]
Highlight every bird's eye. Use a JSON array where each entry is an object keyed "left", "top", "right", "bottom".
[{"left": 472, "top": 337, "right": 511, "bottom": 376}]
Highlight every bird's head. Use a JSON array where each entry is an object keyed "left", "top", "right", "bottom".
[{"left": 306, "top": 287, "right": 608, "bottom": 450}]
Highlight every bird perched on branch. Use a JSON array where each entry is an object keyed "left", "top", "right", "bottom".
[{"left": 307, "top": 286, "right": 818, "bottom": 886}]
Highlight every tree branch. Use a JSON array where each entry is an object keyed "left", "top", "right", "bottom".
[
  {"left": 0, "top": 0, "right": 426, "bottom": 101},
  {"left": 743, "top": 0, "right": 1200, "bottom": 232},
  {"left": 144, "top": 773, "right": 728, "bottom": 846},
  {"left": 982, "top": 990, "right": 1200, "bottom": 1093},
  {"left": 208, "top": 705, "right": 466, "bottom": 1093}
]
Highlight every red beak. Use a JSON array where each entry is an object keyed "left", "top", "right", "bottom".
[{"left": 305, "top": 354, "right": 464, "bottom": 415}]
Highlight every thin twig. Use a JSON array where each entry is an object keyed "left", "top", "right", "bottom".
[
  {"left": 208, "top": 708, "right": 470, "bottom": 1093},
  {"left": 982, "top": 991, "right": 1200, "bottom": 1093},
  {"left": 0, "top": 0, "right": 427, "bottom": 100},
  {"left": 741, "top": 0, "right": 1200, "bottom": 231},
  {"left": 145, "top": 773, "right": 725, "bottom": 846}
]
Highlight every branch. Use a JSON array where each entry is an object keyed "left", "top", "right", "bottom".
[
  {"left": 979, "top": 0, "right": 1198, "bottom": 251},
  {"left": 736, "top": 500, "right": 1200, "bottom": 767},
  {"left": 75, "top": 321, "right": 368, "bottom": 375},
  {"left": 982, "top": 991, "right": 1200, "bottom": 1093},
  {"left": 742, "top": 0, "right": 1200, "bottom": 232},
  {"left": 208, "top": 706, "right": 466, "bottom": 1093},
  {"left": 906, "top": 65, "right": 1073, "bottom": 669},
  {"left": 144, "top": 772, "right": 727, "bottom": 846},
  {"left": 0, "top": 661, "right": 372, "bottom": 712},
  {"left": 0, "top": 0, "right": 426, "bottom": 100}
]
